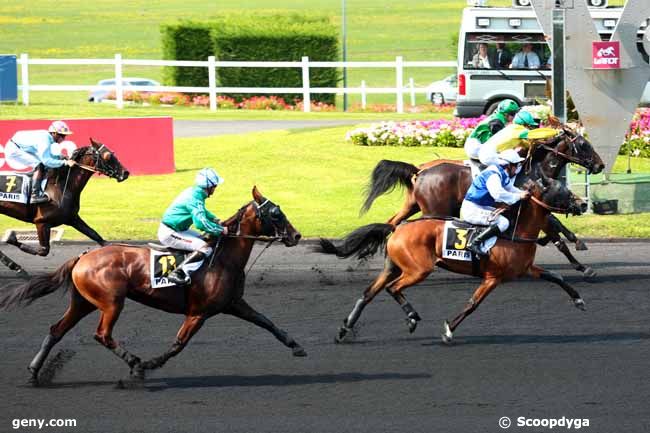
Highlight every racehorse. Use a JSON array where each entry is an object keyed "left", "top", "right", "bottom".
[
  {"left": 0, "top": 187, "right": 306, "bottom": 385},
  {"left": 0, "top": 138, "right": 129, "bottom": 257},
  {"left": 319, "top": 176, "right": 588, "bottom": 343},
  {"left": 361, "top": 126, "right": 605, "bottom": 278}
]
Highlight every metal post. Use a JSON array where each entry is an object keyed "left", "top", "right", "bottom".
[
  {"left": 20, "top": 53, "right": 29, "bottom": 106},
  {"left": 115, "top": 53, "right": 123, "bottom": 109},
  {"left": 208, "top": 56, "right": 217, "bottom": 111},
  {"left": 342, "top": 0, "right": 348, "bottom": 112},
  {"left": 396, "top": 56, "right": 404, "bottom": 114},
  {"left": 409, "top": 77, "right": 416, "bottom": 107},
  {"left": 552, "top": 7, "right": 567, "bottom": 184},
  {"left": 302, "top": 56, "right": 311, "bottom": 113}
]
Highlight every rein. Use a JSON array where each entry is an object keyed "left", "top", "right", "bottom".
[
  {"left": 538, "top": 131, "right": 585, "bottom": 166},
  {"left": 529, "top": 194, "right": 571, "bottom": 214}
]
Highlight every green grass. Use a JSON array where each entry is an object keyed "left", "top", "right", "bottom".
[
  {"left": 0, "top": 125, "right": 647, "bottom": 240},
  {"left": 0, "top": 0, "right": 625, "bottom": 108}
]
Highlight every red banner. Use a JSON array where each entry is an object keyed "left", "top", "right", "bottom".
[
  {"left": 0, "top": 117, "right": 174, "bottom": 175},
  {"left": 592, "top": 41, "right": 621, "bottom": 69}
]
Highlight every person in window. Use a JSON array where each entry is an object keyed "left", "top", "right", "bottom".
[
  {"left": 511, "top": 43, "right": 541, "bottom": 69},
  {"left": 471, "top": 43, "right": 495, "bottom": 69},
  {"left": 495, "top": 43, "right": 512, "bottom": 69}
]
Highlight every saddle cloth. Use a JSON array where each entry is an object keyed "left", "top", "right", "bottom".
[
  {"left": 0, "top": 172, "right": 31, "bottom": 204},
  {"left": 442, "top": 220, "right": 497, "bottom": 261},
  {"left": 149, "top": 248, "right": 191, "bottom": 288}
]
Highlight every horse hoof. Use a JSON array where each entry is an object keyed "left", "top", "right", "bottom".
[
  {"left": 574, "top": 239, "right": 588, "bottom": 251},
  {"left": 582, "top": 267, "right": 597, "bottom": 280},
  {"left": 407, "top": 318, "right": 418, "bottom": 334},
  {"left": 28, "top": 376, "right": 40, "bottom": 387},
  {"left": 441, "top": 321, "right": 453, "bottom": 345},
  {"left": 130, "top": 364, "right": 145, "bottom": 381},
  {"left": 335, "top": 326, "right": 351, "bottom": 344},
  {"left": 292, "top": 346, "right": 307, "bottom": 357},
  {"left": 573, "top": 298, "right": 586, "bottom": 311}
]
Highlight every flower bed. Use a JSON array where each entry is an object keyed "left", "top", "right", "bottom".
[
  {"left": 620, "top": 108, "right": 650, "bottom": 157},
  {"left": 107, "top": 91, "right": 335, "bottom": 111}
]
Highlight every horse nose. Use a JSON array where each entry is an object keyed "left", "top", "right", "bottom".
[
  {"left": 580, "top": 202, "right": 588, "bottom": 213},
  {"left": 121, "top": 171, "right": 130, "bottom": 182},
  {"left": 294, "top": 232, "right": 302, "bottom": 242},
  {"left": 592, "top": 163, "right": 605, "bottom": 174}
]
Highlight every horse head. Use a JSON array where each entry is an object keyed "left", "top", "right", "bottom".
[
  {"left": 526, "top": 175, "right": 587, "bottom": 216},
  {"left": 554, "top": 127, "right": 605, "bottom": 175},
  {"left": 230, "top": 186, "right": 301, "bottom": 247},
  {"left": 71, "top": 138, "right": 130, "bottom": 182}
]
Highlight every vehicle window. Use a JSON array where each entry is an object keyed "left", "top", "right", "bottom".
[
  {"left": 462, "top": 33, "right": 551, "bottom": 71},
  {"left": 100, "top": 80, "right": 115, "bottom": 86},
  {"left": 130, "top": 81, "right": 156, "bottom": 86}
]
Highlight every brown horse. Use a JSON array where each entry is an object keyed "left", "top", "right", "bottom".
[
  {"left": 320, "top": 177, "right": 587, "bottom": 343},
  {"left": 0, "top": 187, "right": 305, "bottom": 385},
  {"left": 0, "top": 138, "right": 129, "bottom": 258},
  {"left": 361, "top": 127, "right": 605, "bottom": 278}
]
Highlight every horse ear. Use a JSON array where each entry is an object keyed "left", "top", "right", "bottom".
[
  {"left": 89, "top": 137, "right": 97, "bottom": 147},
  {"left": 252, "top": 186, "right": 263, "bottom": 203}
]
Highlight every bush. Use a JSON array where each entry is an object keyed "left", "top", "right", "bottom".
[{"left": 161, "top": 14, "right": 340, "bottom": 105}]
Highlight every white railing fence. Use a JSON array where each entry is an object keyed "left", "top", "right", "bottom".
[{"left": 17, "top": 54, "right": 455, "bottom": 113}]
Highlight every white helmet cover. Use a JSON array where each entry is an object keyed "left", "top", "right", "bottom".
[{"left": 195, "top": 168, "right": 224, "bottom": 189}]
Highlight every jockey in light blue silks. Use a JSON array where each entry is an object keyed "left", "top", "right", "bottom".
[
  {"left": 4, "top": 120, "right": 76, "bottom": 203},
  {"left": 460, "top": 149, "right": 530, "bottom": 256},
  {"left": 158, "top": 168, "right": 228, "bottom": 286}
]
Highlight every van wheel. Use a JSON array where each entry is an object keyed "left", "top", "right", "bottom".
[{"left": 486, "top": 101, "right": 501, "bottom": 115}]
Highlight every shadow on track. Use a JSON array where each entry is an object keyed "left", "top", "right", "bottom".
[
  {"left": 37, "top": 372, "right": 431, "bottom": 391},
  {"left": 424, "top": 331, "right": 650, "bottom": 347}
]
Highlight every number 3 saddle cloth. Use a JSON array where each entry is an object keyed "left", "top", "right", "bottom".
[{"left": 442, "top": 219, "right": 498, "bottom": 261}]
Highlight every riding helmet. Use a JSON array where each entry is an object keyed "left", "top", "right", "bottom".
[
  {"left": 195, "top": 168, "right": 224, "bottom": 189},
  {"left": 497, "top": 99, "right": 520, "bottom": 115}
]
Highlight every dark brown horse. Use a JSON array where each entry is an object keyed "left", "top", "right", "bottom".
[
  {"left": 0, "top": 138, "right": 129, "bottom": 258},
  {"left": 320, "top": 177, "right": 587, "bottom": 343},
  {"left": 0, "top": 187, "right": 305, "bottom": 385},
  {"left": 361, "top": 127, "right": 605, "bottom": 278}
]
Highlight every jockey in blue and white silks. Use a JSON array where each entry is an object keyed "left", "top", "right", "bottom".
[
  {"left": 4, "top": 120, "right": 76, "bottom": 203},
  {"left": 158, "top": 168, "right": 227, "bottom": 285},
  {"left": 460, "top": 149, "right": 530, "bottom": 256}
]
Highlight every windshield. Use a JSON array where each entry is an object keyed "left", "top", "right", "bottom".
[{"left": 462, "top": 33, "right": 550, "bottom": 71}]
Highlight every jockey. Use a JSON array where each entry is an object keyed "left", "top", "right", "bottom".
[
  {"left": 4, "top": 120, "right": 76, "bottom": 204},
  {"left": 464, "top": 99, "right": 520, "bottom": 161},
  {"left": 158, "top": 168, "right": 228, "bottom": 286},
  {"left": 460, "top": 149, "right": 530, "bottom": 257},
  {"left": 478, "top": 110, "right": 559, "bottom": 167}
]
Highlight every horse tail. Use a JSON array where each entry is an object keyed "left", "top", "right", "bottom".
[
  {"left": 317, "top": 223, "right": 395, "bottom": 260},
  {"left": 0, "top": 256, "right": 80, "bottom": 310},
  {"left": 361, "top": 160, "right": 419, "bottom": 214}
]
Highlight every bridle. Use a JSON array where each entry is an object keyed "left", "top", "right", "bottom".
[
  {"left": 538, "top": 129, "right": 591, "bottom": 168},
  {"left": 71, "top": 144, "right": 122, "bottom": 178},
  {"left": 227, "top": 199, "right": 289, "bottom": 242}
]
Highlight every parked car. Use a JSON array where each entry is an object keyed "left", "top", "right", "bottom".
[
  {"left": 425, "top": 74, "right": 458, "bottom": 105},
  {"left": 88, "top": 77, "right": 160, "bottom": 102}
]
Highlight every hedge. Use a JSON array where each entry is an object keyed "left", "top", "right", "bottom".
[{"left": 161, "top": 14, "right": 339, "bottom": 105}]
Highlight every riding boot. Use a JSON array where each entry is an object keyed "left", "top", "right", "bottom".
[
  {"left": 30, "top": 165, "right": 48, "bottom": 204},
  {"left": 466, "top": 224, "right": 501, "bottom": 257},
  {"left": 167, "top": 251, "right": 206, "bottom": 286}
]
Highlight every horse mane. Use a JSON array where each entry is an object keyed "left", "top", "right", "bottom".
[{"left": 49, "top": 145, "right": 92, "bottom": 182}]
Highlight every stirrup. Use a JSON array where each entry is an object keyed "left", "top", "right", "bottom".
[
  {"left": 466, "top": 243, "right": 486, "bottom": 257},
  {"left": 30, "top": 193, "right": 49, "bottom": 204},
  {"left": 167, "top": 269, "right": 190, "bottom": 286}
]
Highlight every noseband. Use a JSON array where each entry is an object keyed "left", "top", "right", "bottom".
[
  {"left": 539, "top": 129, "right": 591, "bottom": 167},
  {"left": 72, "top": 144, "right": 121, "bottom": 178},
  {"left": 228, "top": 200, "right": 288, "bottom": 242}
]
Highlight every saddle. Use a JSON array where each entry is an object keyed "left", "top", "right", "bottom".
[{"left": 0, "top": 172, "right": 33, "bottom": 204}]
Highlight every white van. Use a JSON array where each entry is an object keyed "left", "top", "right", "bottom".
[{"left": 454, "top": 2, "right": 649, "bottom": 117}]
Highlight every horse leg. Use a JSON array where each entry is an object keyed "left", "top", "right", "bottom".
[
  {"left": 69, "top": 215, "right": 106, "bottom": 246},
  {"left": 386, "top": 290, "right": 422, "bottom": 334},
  {"left": 529, "top": 265, "right": 586, "bottom": 311},
  {"left": 93, "top": 302, "right": 142, "bottom": 378},
  {"left": 6, "top": 223, "right": 51, "bottom": 256},
  {"left": 135, "top": 315, "right": 206, "bottom": 376},
  {"left": 443, "top": 277, "right": 500, "bottom": 344},
  {"left": 28, "top": 291, "right": 96, "bottom": 385},
  {"left": 225, "top": 299, "right": 307, "bottom": 356},
  {"left": 337, "top": 258, "right": 401, "bottom": 342},
  {"left": 386, "top": 191, "right": 420, "bottom": 227},
  {"left": 0, "top": 249, "right": 29, "bottom": 279},
  {"left": 545, "top": 215, "right": 595, "bottom": 279}
]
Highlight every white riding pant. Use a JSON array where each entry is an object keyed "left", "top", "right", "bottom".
[
  {"left": 4, "top": 140, "right": 40, "bottom": 170},
  {"left": 460, "top": 200, "right": 509, "bottom": 232},
  {"left": 464, "top": 137, "right": 482, "bottom": 160},
  {"left": 157, "top": 223, "right": 212, "bottom": 272},
  {"left": 478, "top": 142, "right": 500, "bottom": 167}
]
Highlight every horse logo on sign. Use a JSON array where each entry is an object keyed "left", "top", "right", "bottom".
[{"left": 592, "top": 41, "right": 620, "bottom": 69}]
